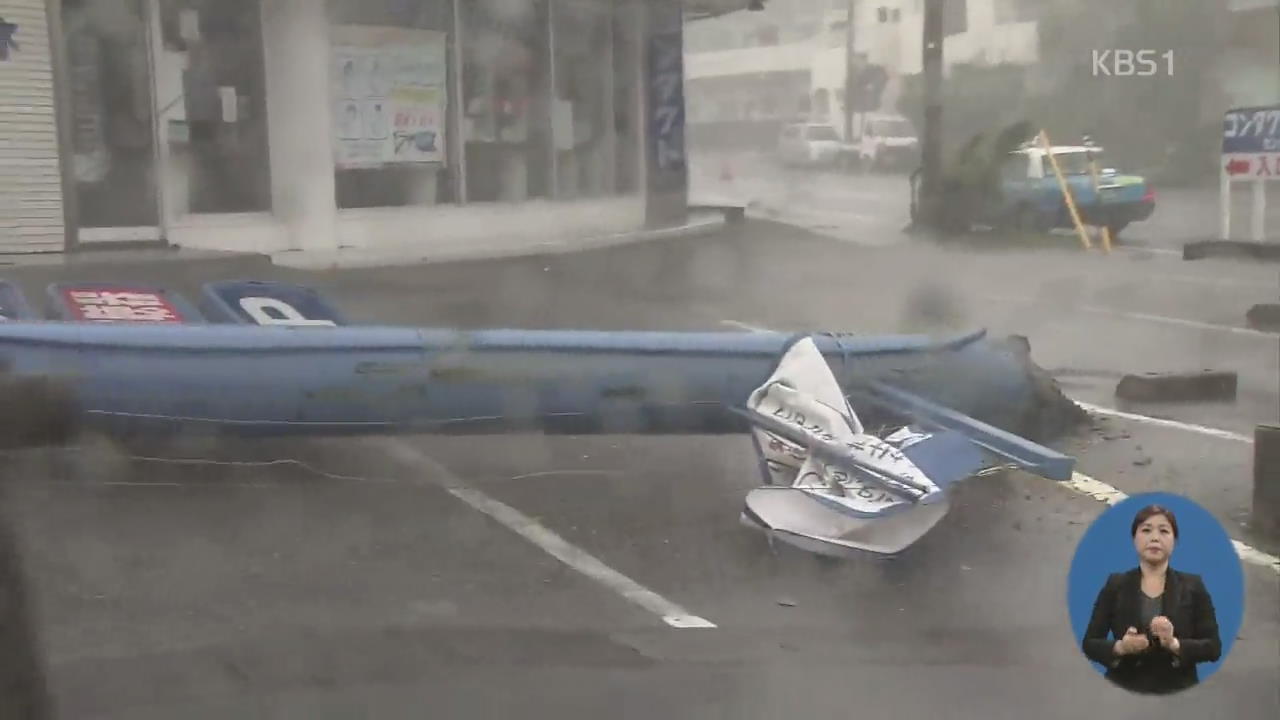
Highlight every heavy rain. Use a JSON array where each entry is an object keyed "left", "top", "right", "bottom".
[{"left": 0, "top": 1, "right": 1277, "bottom": 717}]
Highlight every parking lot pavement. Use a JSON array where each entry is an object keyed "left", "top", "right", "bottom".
[
  {"left": 6, "top": 429, "right": 1275, "bottom": 718},
  {"left": 1, "top": 219, "right": 1277, "bottom": 717}
]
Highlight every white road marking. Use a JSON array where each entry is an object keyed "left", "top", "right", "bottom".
[
  {"left": 1156, "top": 274, "right": 1279, "bottom": 292},
  {"left": 981, "top": 293, "right": 1277, "bottom": 338},
  {"left": 721, "top": 319, "right": 771, "bottom": 333},
  {"left": 21, "top": 442, "right": 715, "bottom": 628},
  {"left": 375, "top": 439, "right": 717, "bottom": 630},
  {"left": 1064, "top": 472, "right": 1280, "bottom": 575},
  {"left": 1111, "top": 245, "right": 1182, "bottom": 258},
  {"left": 1075, "top": 402, "right": 1255, "bottom": 444}
]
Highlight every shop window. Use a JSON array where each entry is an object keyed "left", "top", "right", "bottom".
[
  {"left": 62, "top": 0, "right": 159, "bottom": 232},
  {"left": 552, "top": 0, "right": 613, "bottom": 199},
  {"left": 156, "top": 0, "right": 272, "bottom": 214},
  {"left": 461, "top": 0, "right": 552, "bottom": 203},
  {"left": 328, "top": 0, "right": 456, "bottom": 209}
]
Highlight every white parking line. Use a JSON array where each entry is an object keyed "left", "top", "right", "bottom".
[
  {"left": 1112, "top": 245, "right": 1182, "bottom": 258},
  {"left": 721, "top": 319, "right": 771, "bottom": 333},
  {"left": 1156, "top": 274, "right": 1280, "bottom": 292},
  {"left": 1075, "top": 402, "right": 1254, "bottom": 445},
  {"left": 375, "top": 439, "right": 717, "bottom": 630},
  {"left": 981, "top": 293, "right": 1276, "bottom": 338},
  {"left": 1064, "top": 472, "right": 1280, "bottom": 575}
]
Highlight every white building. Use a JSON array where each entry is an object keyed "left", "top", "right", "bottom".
[
  {"left": 1219, "top": 0, "right": 1280, "bottom": 108},
  {"left": 0, "top": 0, "right": 690, "bottom": 257},
  {"left": 687, "top": 0, "right": 1041, "bottom": 138}
]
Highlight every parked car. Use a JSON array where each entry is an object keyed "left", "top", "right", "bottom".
[
  {"left": 777, "top": 123, "right": 845, "bottom": 168},
  {"left": 983, "top": 145, "right": 1156, "bottom": 237},
  {"left": 854, "top": 113, "right": 919, "bottom": 172}
]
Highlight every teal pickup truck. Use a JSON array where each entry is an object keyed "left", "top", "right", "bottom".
[{"left": 984, "top": 145, "right": 1156, "bottom": 237}]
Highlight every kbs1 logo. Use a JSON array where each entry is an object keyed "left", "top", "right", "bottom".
[{"left": 1091, "top": 49, "right": 1174, "bottom": 77}]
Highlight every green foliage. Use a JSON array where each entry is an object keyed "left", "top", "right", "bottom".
[{"left": 923, "top": 119, "right": 1035, "bottom": 234}]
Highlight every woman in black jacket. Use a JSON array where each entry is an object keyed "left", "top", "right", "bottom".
[{"left": 1082, "top": 505, "right": 1222, "bottom": 694}]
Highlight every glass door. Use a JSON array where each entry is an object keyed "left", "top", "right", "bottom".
[{"left": 62, "top": 0, "right": 162, "bottom": 243}]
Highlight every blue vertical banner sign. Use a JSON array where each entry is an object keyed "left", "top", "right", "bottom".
[
  {"left": 647, "top": 3, "right": 686, "bottom": 189},
  {"left": 0, "top": 18, "right": 18, "bottom": 61}
]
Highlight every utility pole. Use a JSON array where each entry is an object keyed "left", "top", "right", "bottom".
[
  {"left": 918, "top": 0, "right": 944, "bottom": 226},
  {"left": 842, "top": 0, "right": 855, "bottom": 142}
]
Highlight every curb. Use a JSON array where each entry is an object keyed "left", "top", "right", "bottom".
[
  {"left": 271, "top": 215, "right": 728, "bottom": 271},
  {"left": 1245, "top": 304, "right": 1280, "bottom": 333},
  {"left": 1, "top": 248, "right": 273, "bottom": 273},
  {"left": 0, "top": 250, "right": 275, "bottom": 301},
  {"left": 1254, "top": 424, "right": 1280, "bottom": 540},
  {"left": 1183, "top": 240, "right": 1280, "bottom": 262},
  {"left": 1114, "top": 370, "right": 1238, "bottom": 403}
]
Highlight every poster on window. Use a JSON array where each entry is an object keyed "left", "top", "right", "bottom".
[{"left": 331, "top": 26, "right": 448, "bottom": 169}]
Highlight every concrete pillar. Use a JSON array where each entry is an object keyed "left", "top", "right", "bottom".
[
  {"left": 1254, "top": 424, "right": 1280, "bottom": 539},
  {"left": 261, "top": 0, "right": 337, "bottom": 252}
]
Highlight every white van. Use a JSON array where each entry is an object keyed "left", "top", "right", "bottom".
[
  {"left": 776, "top": 122, "right": 846, "bottom": 167},
  {"left": 855, "top": 113, "right": 919, "bottom": 171}
]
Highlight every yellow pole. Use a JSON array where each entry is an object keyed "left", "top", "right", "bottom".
[
  {"left": 1039, "top": 130, "right": 1092, "bottom": 251},
  {"left": 1087, "top": 153, "right": 1113, "bottom": 253}
]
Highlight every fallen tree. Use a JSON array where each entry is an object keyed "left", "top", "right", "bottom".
[{"left": 911, "top": 119, "right": 1035, "bottom": 234}]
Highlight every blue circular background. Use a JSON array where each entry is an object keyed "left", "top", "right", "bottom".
[{"left": 1067, "top": 492, "right": 1245, "bottom": 683}]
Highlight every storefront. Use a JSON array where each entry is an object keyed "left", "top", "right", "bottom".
[{"left": 0, "top": 0, "right": 688, "bottom": 256}]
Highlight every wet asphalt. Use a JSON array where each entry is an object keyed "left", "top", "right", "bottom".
[{"left": 1, "top": 216, "right": 1278, "bottom": 719}]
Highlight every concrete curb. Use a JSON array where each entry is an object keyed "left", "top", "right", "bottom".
[
  {"left": 270, "top": 215, "right": 728, "bottom": 271},
  {"left": 1245, "top": 304, "right": 1280, "bottom": 333},
  {"left": 1183, "top": 240, "right": 1280, "bottom": 262},
  {"left": 1254, "top": 424, "right": 1280, "bottom": 540},
  {"left": 1114, "top": 370, "right": 1238, "bottom": 403},
  {"left": 1, "top": 247, "right": 273, "bottom": 274}
]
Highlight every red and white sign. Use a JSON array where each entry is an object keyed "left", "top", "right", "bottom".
[
  {"left": 1223, "top": 153, "right": 1280, "bottom": 181},
  {"left": 61, "top": 288, "right": 183, "bottom": 323}
]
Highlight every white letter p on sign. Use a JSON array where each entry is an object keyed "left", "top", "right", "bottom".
[{"left": 239, "top": 297, "right": 336, "bottom": 327}]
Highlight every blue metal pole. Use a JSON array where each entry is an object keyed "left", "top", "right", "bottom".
[{"left": 0, "top": 322, "right": 1041, "bottom": 443}]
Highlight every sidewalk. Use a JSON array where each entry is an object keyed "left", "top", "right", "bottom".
[
  {"left": 268, "top": 212, "right": 727, "bottom": 270},
  {"left": 0, "top": 246, "right": 273, "bottom": 289},
  {"left": 0, "top": 213, "right": 728, "bottom": 278}
]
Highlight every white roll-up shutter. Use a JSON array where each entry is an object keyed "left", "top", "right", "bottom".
[{"left": 0, "top": 1, "right": 65, "bottom": 253}]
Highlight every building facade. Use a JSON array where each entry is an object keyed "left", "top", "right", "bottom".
[
  {"left": 1219, "top": 0, "right": 1279, "bottom": 108},
  {"left": 685, "top": 0, "right": 1040, "bottom": 145},
  {"left": 0, "top": 0, "right": 690, "bottom": 257}
]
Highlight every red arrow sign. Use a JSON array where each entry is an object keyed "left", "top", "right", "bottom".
[{"left": 1225, "top": 158, "right": 1251, "bottom": 175}]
